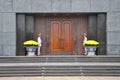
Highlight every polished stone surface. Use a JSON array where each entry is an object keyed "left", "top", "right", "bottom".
[{"left": 0, "top": 77, "right": 120, "bottom": 80}]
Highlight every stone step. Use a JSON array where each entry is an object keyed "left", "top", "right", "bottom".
[
  {"left": 0, "top": 69, "right": 120, "bottom": 73},
  {"left": 0, "top": 73, "right": 120, "bottom": 76},
  {"left": 0, "top": 56, "right": 120, "bottom": 63},
  {"left": 0, "top": 66, "right": 120, "bottom": 70},
  {"left": 0, "top": 62, "right": 120, "bottom": 76}
]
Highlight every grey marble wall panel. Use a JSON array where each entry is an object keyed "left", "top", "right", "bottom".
[
  {"left": 3, "top": 45, "right": 16, "bottom": 56},
  {"left": 0, "top": 46, "right": 3, "bottom": 56},
  {"left": 111, "top": 0, "right": 120, "bottom": 11},
  {"left": 0, "top": 0, "right": 13, "bottom": 12},
  {"left": 91, "top": 0, "right": 110, "bottom": 12},
  {"left": 0, "top": 13, "right": 1, "bottom": 32},
  {"left": 107, "top": 12, "right": 120, "bottom": 31},
  {"left": 13, "top": 0, "right": 31, "bottom": 12},
  {"left": 32, "top": 0, "right": 51, "bottom": 12},
  {"left": 2, "top": 13, "right": 16, "bottom": 32},
  {"left": 107, "top": 45, "right": 120, "bottom": 55},
  {"left": 71, "top": 0, "right": 90, "bottom": 12},
  {"left": 107, "top": 32, "right": 120, "bottom": 45},
  {"left": 52, "top": 0, "right": 70, "bottom": 12},
  {"left": 0, "top": 32, "right": 16, "bottom": 45}
]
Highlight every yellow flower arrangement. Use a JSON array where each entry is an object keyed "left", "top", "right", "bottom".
[
  {"left": 23, "top": 40, "right": 38, "bottom": 48},
  {"left": 83, "top": 40, "right": 99, "bottom": 47}
]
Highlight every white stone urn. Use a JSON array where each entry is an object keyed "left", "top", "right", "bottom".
[
  {"left": 26, "top": 47, "right": 37, "bottom": 56},
  {"left": 86, "top": 47, "right": 97, "bottom": 56}
]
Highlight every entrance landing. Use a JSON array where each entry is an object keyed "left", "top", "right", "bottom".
[{"left": 0, "top": 76, "right": 120, "bottom": 80}]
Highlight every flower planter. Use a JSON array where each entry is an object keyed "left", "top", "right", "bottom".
[
  {"left": 83, "top": 40, "right": 99, "bottom": 56},
  {"left": 86, "top": 47, "right": 97, "bottom": 56},
  {"left": 26, "top": 47, "right": 37, "bottom": 56},
  {"left": 23, "top": 40, "right": 38, "bottom": 56}
]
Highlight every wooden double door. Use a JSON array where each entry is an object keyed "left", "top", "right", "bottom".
[
  {"left": 50, "top": 19, "right": 73, "bottom": 53},
  {"left": 34, "top": 15, "right": 88, "bottom": 55}
]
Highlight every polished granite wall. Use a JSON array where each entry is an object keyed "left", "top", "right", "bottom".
[{"left": 0, "top": 0, "right": 120, "bottom": 55}]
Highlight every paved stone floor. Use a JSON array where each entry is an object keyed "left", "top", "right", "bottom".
[{"left": 0, "top": 76, "right": 120, "bottom": 80}]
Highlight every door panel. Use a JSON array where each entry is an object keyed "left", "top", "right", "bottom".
[
  {"left": 50, "top": 21, "right": 60, "bottom": 52},
  {"left": 62, "top": 21, "right": 72, "bottom": 52}
]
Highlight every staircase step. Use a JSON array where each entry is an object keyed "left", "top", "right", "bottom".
[{"left": 0, "top": 56, "right": 120, "bottom": 63}]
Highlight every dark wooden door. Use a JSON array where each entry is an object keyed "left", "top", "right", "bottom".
[
  {"left": 34, "top": 15, "right": 88, "bottom": 55},
  {"left": 50, "top": 20, "right": 73, "bottom": 52}
]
